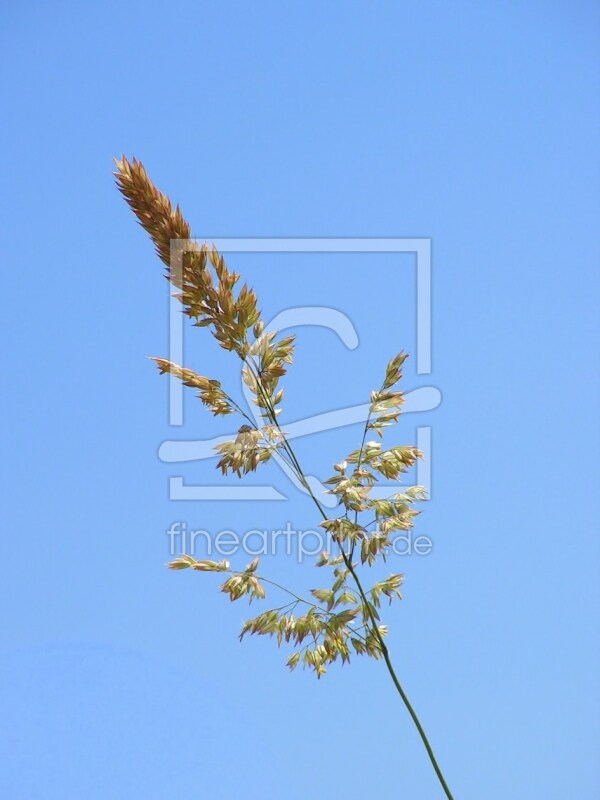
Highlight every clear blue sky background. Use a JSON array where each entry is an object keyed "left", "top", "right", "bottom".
[{"left": 1, "top": 2, "right": 599, "bottom": 798}]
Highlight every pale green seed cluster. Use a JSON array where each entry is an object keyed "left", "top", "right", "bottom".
[{"left": 115, "top": 157, "right": 428, "bottom": 679}]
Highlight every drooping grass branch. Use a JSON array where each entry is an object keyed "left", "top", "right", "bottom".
[{"left": 115, "top": 155, "right": 455, "bottom": 799}]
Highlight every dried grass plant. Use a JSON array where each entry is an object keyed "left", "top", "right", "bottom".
[{"left": 115, "top": 156, "right": 454, "bottom": 799}]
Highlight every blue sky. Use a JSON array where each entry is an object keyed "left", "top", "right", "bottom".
[{"left": 1, "top": 2, "right": 599, "bottom": 798}]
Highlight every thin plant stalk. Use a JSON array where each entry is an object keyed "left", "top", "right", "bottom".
[{"left": 253, "top": 370, "right": 455, "bottom": 800}]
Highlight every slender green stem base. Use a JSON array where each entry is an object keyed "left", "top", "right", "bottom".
[
  {"left": 340, "top": 550, "right": 455, "bottom": 800},
  {"left": 380, "top": 646, "right": 454, "bottom": 799}
]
